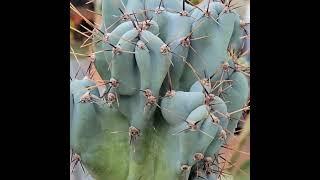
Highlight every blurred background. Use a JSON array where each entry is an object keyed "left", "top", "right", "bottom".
[{"left": 70, "top": 1, "right": 250, "bottom": 180}]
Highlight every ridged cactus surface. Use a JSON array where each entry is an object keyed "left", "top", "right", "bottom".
[{"left": 70, "top": 0, "right": 250, "bottom": 179}]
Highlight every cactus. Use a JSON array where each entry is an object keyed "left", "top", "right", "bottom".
[{"left": 70, "top": 0, "right": 250, "bottom": 180}]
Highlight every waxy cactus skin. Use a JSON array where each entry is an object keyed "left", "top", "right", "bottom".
[{"left": 70, "top": 0, "right": 250, "bottom": 179}]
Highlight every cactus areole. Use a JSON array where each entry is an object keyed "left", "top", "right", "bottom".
[{"left": 70, "top": 0, "right": 250, "bottom": 180}]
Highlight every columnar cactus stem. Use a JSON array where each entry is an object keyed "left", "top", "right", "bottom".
[{"left": 70, "top": 0, "right": 250, "bottom": 179}]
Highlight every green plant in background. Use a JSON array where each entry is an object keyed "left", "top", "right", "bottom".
[
  {"left": 190, "top": 0, "right": 202, "bottom": 4},
  {"left": 70, "top": 0, "right": 250, "bottom": 180},
  {"left": 229, "top": 115, "right": 250, "bottom": 180}
]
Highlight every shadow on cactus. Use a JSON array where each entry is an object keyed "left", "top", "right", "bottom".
[{"left": 70, "top": 0, "right": 250, "bottom": 180}]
